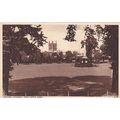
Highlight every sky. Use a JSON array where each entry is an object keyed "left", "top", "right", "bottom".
[
  {"left": 39, "top": 23, "right": 104, "bottom": 53},
  {"left": 39, "top": 24, "right": 86, "bottom": 53}
]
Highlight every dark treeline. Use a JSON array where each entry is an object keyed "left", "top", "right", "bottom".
[
  {"left": 19, "top": 49, "right": 110, "bottom": 64},
  {"left": 19, "top": 50, "right": 79, "bottom": 64}
]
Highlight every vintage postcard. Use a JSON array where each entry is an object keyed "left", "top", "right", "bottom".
[{"left": 1, "top": 23, "right": 119, "bottom": 97}]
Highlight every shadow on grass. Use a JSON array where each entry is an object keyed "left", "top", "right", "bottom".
[{"left": 8, "top": 76, "right": 112, "bottom": 97}]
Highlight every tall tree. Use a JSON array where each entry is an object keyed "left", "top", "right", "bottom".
[
  {"left": 3, "top": 25, "right": 47, "bottom": 95},
  {"left": 65, "top": 25, "right": 77, "bottom": 42},
  {"left": 81, "top": 26, "right": 98, "bottom": 63},
  {"left": 96, "top": 25, "right": 118, "bottom": 95},
  {"left": 103, "top": 25, "right": 118, "bottom": 95}
]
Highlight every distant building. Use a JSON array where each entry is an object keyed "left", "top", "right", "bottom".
[{"left": 48, "top": 41, "right": 57, "bottom": 52}]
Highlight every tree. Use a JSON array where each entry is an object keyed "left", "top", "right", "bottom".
[
  {"left": 96, "top": 25, "right": 118, "bottom": 95},
  {"left": 103, "top": 25, "right": 118, "bottom": 95},
  {"left": 100, "top": 44, "right": 107, "bottom": 54},
  {"left": 65, "top": 51, "right": 73, "bottom": 63},
  {"left": 93, "top": 50, "right": 101, "bottom": 63},
  {"left": 81, "top": 26, "right": 98, "bottom": 63},
  {"left": 72, "top": 51, "right": 79, "bottom": 57},
  {"left": 65, "top": 25, "right": 77, "bottom": 42},
  {"left": 95, "top": 25, "right": 104, "bottom": 41},
  {"left": 58, "top": 51, "right": 64, "bottom": 62},
  {"left": 64, "top": 24, "right": 118, "bottom": 95},
  {"left": 3, "top": 25, "right": 47, "bottom": 95}
]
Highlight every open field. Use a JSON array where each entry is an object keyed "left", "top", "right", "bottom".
[
  {"left": 8, "top": 63, "right": 113, "bottom": 96},
  {"left": 10, "top": 63, "right": 112, "bottom": 80}
]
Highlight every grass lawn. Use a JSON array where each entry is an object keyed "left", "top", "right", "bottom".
[{"left": 8, "top": 76, "right": 112, "bottom": 97}]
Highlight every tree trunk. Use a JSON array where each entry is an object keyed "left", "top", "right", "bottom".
[
  {"left": 86, "top": 47, "right": 92, "bottom": 63},
  {"left": 111, "top": 61, "right": 118, "bottom": 95},
  {"left": 3, "top": 52, "right": 10, "bottom": 95}
]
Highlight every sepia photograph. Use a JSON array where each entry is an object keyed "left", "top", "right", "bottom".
[
  {"left": 3, "top": 23, "right": 119, "bottom": 97},
  {"left": 1, "top": 0, "right": 120, "bottom": 120}
]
